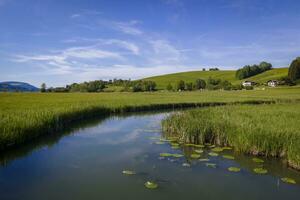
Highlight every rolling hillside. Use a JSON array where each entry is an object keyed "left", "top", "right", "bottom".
[{"left": 143, "top": 68, "right": 288, "bottom": 89}]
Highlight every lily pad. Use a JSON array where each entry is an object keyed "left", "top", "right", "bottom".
[
  {"left": 281, "top": 177, "right": 296, "bottom": 184},
  {"left": 208, "top": 152, "right": 219, "bottom": 157},
  {"left": 211, "top": 147, "right": 224, "bottom": 152},
  {"left": 199, "top": 158, "right": 210, "bottom": 162},
  {"left": 160, "top": 153, "right": 173, "bottom": 157},
  {"left": 206, "top": 163, "right": 217, "bottom": 168},
  {"left": 194, "top": 149, "right": 204, "bottom": 154},
  {"left": 252, "top": 158, "right": 264, "bottom": 163},
  {"left": 190, "top": 154, "right": 201, "bottom": 159},
  {"left": 182, "top": 163, "right": 191, "bottom": 167},
  {"left": 253, "top": 167, "right": 268, "bottom": 174},
  {"left": 228, "top": 167, "right": 241, "bottom": 172},
  {"left": 172, "top": 153, "right": 184, "bottom": 158},
  {"left": 222, "top": 147, "right": 233, "bottom": 150},
  {"left": 155, "top": 141, "right": 165, "bottom": 145},
  {"left": 171, "top": 146, "right": 180, "bottom": 149},
  {"left": 222, "top": 155, "right": 235, "bottom": 160},
  {"left": 194, "top": 144, "right": 205, "bottom": 148},
  {"left": 144, "top": 181, "right": 158, "bottom": 189},
  {"left": 209, "top": 145, "right": 216, "bottom": 148},
  {"left": 122, "top": 170, "right": 136, "bottom": 175}
]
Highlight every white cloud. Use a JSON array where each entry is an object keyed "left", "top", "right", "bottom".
[
  {"left": 112, "top": 20, "right": 143, "bottom": 35},
  {"left": 149, "top": 39, "right": 183, "bottom": 64},
  {"left": 70, "top": 14, "right": 81, "bottom": 18},
  {"left": 62, "top": 37, "right": 140, "bottom": 55}
]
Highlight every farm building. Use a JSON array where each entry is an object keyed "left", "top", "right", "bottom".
[
  {"left": 267, "top": 80, "right": 279, "bottom": 87},
  {"left": 242, "top": 81, "right": 256, "bottom": 87}
]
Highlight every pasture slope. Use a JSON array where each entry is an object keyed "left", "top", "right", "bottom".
[{"left": 143, "top": 68, "right": 288, "bottom": 89}]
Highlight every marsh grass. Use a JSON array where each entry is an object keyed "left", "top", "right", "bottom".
[
  {"left": 0, "top": 88, "right": 300, "bottom": 150},
  {"left": 162, "top": 103, "right": 300, "bottom": 169}
]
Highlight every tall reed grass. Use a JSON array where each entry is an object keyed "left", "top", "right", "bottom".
[{"left": 162, "top": 103, "right": 300, "bottom": 169}]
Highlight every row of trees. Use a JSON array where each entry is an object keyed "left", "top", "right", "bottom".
[
  {"left": 166, "top": 78, "right": 242, "bottom": 91},
  {"left": 236, "top": 61, "right": 272, "bottom": 80},
  {"left": 41, "top": 79, "right": 157, "bottom": 93},
  {"left": 132, "top": 80, "right": 157, "bottom": 92}
]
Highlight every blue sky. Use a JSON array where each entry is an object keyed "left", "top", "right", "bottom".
[{"left": 0, "top": 0, "right": 300, "bottom": 87}]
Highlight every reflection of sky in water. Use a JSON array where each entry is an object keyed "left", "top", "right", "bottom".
[{"left": 1, "top": 112, "right": 300, "bottom": 200}]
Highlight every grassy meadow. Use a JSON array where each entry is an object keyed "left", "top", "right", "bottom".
[
  {"left": 162, "top": 102, "right": 300, "bottom": 169},
  {"left": 1, "top": 87, "right": 300, "bottom": 150},
  {"left": 143, "top": 68, "right": 288, "bottom": 89}
]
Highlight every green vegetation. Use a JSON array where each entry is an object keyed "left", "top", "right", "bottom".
[
  {"left": 281, "top": 177, "right": 297, "bottom": 184},
  {"left": 162, "top": 102, "right": 300, "bottom": 169},
  {"left": 235, "top": 61, "right": 272, "bottom": 80},
  {"left": 44, "top": 79, "right": 157, "bottom": 93},
  {"left": 143, "top": 68, "right": 288, "bottom": 89},
  {"left": 1, "top": 87, "right": 300, "bottom": 150},
  {"left": 228, "top": 167, "right": 241, "bottom": 172},
  {"left": 288, "top": 57, "right": 300, "bottom": 81},
  {"left": 253, "top": 168, "right": 268, "bottom": 174},
  {"left": 144, "top": 181, "right": 158, "bottom": 189}
]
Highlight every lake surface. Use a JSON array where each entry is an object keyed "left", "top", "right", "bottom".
[{"left": 0, "top": 112, "right": 300, "bottom": 200}]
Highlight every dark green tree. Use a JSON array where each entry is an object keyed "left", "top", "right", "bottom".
[
  {"left": 288, "top": 57, "right": 300, "bottom": 81},
  {"left": 166, "top": 83, "right": 173, "bottom": 91},
  {"left": 176, "top": 80, "right": 185, "bottom": 91},
  {"left": 185, "top": 82, "right": 193, "bottom": 91},
  {"left": 195, "top": 79, "right": 206, "bottom": 89},
  {"left": 40, "top": 83, "right": 46, "bottom": 92}
]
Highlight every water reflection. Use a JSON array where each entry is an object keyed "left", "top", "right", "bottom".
[{"left": 0, "top": 111, "right": 299, "bottom": 200}]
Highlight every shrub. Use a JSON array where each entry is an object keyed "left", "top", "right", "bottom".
[
  {"left": 166, "top": 83, "right": 173, "bottom": 91},
  {"left": 195, "top": 79, "right": 206, "bottom": 90},
  {"left": 185, "top": 82, "right": 194, "bottom": 91},
  {"left": 176, "top": 80, "right": 185, "bottom": 91}
]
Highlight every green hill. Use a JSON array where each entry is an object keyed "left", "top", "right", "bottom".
[{"left": 143, "top": 68, "right": 288, "bottom": 89}]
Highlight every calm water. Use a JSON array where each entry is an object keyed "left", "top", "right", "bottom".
[{"left": 0, "top": 112, "right": 300, "bottom": 200}]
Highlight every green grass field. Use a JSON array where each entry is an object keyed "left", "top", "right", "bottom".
[
  {"left": 1, "top": 87, "right": 300, "bottom": 150},
  {"left": 162, "top": 102, "right": 300, "bottom": 169},
  {"left": 143, "top": 68, "right": 288, "bottom": 89}
]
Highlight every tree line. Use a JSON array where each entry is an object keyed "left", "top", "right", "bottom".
[
  {"left": 166, "top": 77, "right": 243, "bottom": 91},
  {"left": 235, "top": 61, "right": 272, "bottom": 80},
  {"left": 41, "top": 79, "right": 157, "bottom": 93}
]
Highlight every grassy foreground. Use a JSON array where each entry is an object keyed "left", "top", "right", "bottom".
[
  {"left": 143, "top": 68, "right": 288, "bottom": 89},
  {"left": 0, "top": 87, "right": 300, "bottom": 150},
  {"left": 162, "top": 103, "right": 300, "bottom": 169}
]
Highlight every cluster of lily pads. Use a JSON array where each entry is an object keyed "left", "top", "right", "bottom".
[
  {"left": 159, "top": 138, "right": 297, "bottom": 185},
  {"left": 122, "top": 136, "right": 297, "bottom": 190}
]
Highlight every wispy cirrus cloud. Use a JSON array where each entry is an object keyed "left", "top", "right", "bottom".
[
  {"left": 13, "top": 46, "right": 124, "bottom": 75},
  {"left": 63, "top": 38, "right": 140, "bottom": 55},
  {"left": 111, "top": 20, "right": 143, "bottom": 35}
]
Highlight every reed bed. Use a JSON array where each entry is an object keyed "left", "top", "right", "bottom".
[
  {"left": 1, "top": 87, "right": 300, "bottom": 150},
  {"left": 162, "top": 103, "right": 300, "bottom": 169}
]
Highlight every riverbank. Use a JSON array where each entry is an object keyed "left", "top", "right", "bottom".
[
  {"left": 1, "top": 87, "right": 300, "bottom": 150},
  {"left": 162, "top": 102, "right": 300, "bottom": 169}
]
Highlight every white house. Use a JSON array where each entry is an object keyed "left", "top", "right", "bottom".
[
  {"left": 242, "top": 81, "right": 256, "bottom": 87},
  {"left": 267, "top": 80, "right": 279, "bottom": 87}
]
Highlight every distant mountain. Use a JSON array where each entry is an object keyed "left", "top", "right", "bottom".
[{"left": 0, "top": 81, "right": 39, "bottom": 92}]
